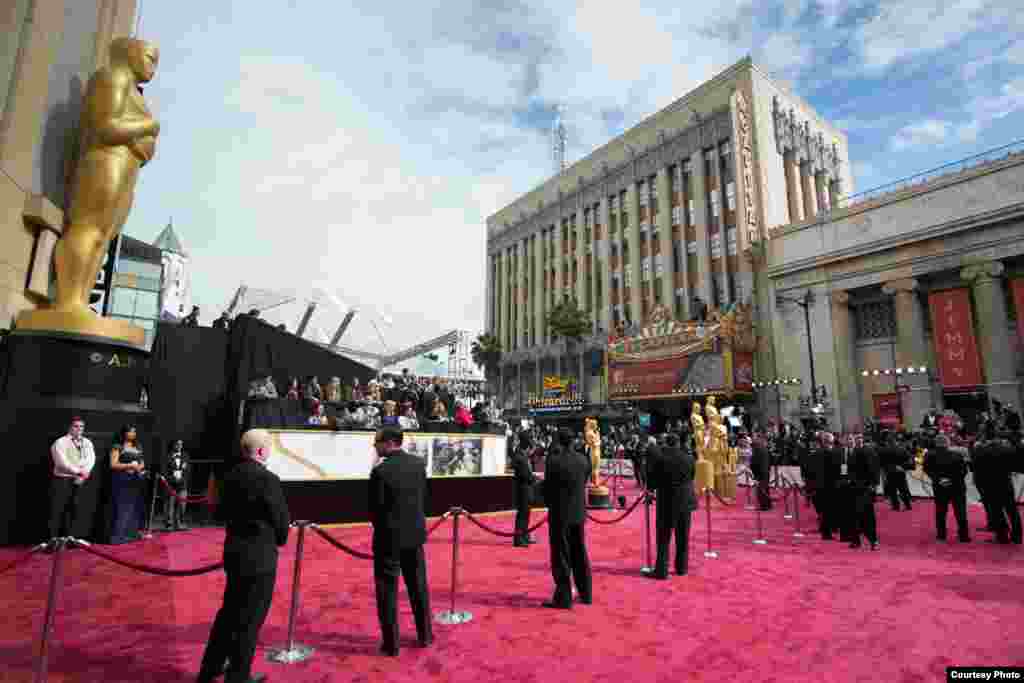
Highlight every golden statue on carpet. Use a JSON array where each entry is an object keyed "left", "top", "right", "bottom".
[
  {"left": 691, "top": 401, "right": 714, "bottom": 493},
  {"left": 703, "top": 395, "right": 737, "bottom": 498},
  {"left": 584, "top": 417, "right": 610, "bottom": 507},
  {"left": 17, "top": 37, "right": 160, "bottom": 346}
]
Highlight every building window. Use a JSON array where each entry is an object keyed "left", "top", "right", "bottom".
[
  {"left": 855, "top": 300, "right": 897, "bottom": 339},
  {"left": 671, "top": 205, "right": 681, "bottom": 225},
  {"left": 727, "top": 228, "right": 738, "bottom": 256},
  {"left": 641, "top": 257, "right": 651, "bottom": 282},
  {"left": 687, "top": 241, "right": 697, "bottom": 254},
  {"left": 638, "top": 181, "right": 647, "bottom": 206},
  {"left": 654, "top": 255, "right": 664, "bottom": 277},
  {"left": 726, "top": 182, "right": 736, "bottom": 211}
]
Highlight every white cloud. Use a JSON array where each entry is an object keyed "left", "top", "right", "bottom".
[
  {"left": 890, "top": 119, "right": 951, "bottom": 151},
  {"left": 853, "top": 0, "right": 989, "bottom": 70}
]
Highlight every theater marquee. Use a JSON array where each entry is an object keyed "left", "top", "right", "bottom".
[{"left": 606, "top": 305, "right": 756, "bottom": 402}]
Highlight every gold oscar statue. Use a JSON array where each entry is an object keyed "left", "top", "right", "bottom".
[
  {"left": 584, "top": 417, "right": 610, "bottom": 507},
  {"left": 691, "top": 401, "right": 715, "bottom": 492},
  {"left": 704, "top": 396, "right": 733, "bottom": 496},
  {"left": 17, "top": 37, "right": 160, "bottom": 346}
]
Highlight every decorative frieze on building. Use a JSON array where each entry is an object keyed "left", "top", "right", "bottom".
[{"left": 771, "top": 96, "right": 841, "bottom": 180}]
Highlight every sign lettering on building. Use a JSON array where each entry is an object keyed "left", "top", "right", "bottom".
[
  {"left": 733, "top": 91, "right": 759, "bottom": 242},
  {"left": 928, "top": 289, "right": 983, "bottom": 389}
]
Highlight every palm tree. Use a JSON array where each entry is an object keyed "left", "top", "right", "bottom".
[
  {"left": 546, "top": 298, "right": 592, "bottom": 394},
  {"left": 471, "top": 333, "right": 502, "bottom": 395}
]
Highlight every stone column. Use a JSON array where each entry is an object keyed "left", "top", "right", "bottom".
[
  {"left": 961, "top": 261, "right": 1022, "bottom": 411},
  {"left": 656, "top": 167, "right": 673, "bottom": 313},
  {"left": 828, "top": 179, "right": 842, "bottom": 210},
  {"left": 830, "top": 290, "right": 863, "bottom": 432},
  {"left": 599, "top": 198, "right": 612, "bottom": 333},
  {"left": 783, "top": 151, "right": 804, "bottom": 224},
  {"left": 814, "top": 172, "right": 830, "bottom": 213},
  {"left": 881, "top": 278, "right": 931, "bottom": 429},
  {"left": 627, "top": 183, "right": 642, "bottom": 324},
  {"left": 553, "top": 216, "right": 563, "bottom": 310},
  {"left": 800, "top": 162, "right": 818, "bottom": 218},
  {"left": 690, "top": 150, "right": 713, "bottom": 305},
  {"left": 533, "top": 233, "right": 544, "bottom": 349},
  {"left": 674, "top": 162, "right": 691, "bottom": 318}
]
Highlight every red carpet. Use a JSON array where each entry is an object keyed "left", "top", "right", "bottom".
[{"left": 2, "top": 484, "right": 1022, "bottom": 683}]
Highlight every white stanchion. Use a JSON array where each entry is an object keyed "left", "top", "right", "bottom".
[
  {"left": 435, "top": 509, "right": 472, "bottom": 625},
  {"left": 267, "top": 522, "right": 315, "bottom": 664}
]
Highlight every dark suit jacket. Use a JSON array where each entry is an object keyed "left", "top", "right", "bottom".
[
  {"left": 923, "top": 447, "right": 967, "bottom": 488},
  {"left": 750, "top": 445, "right": 772, "bottom": 482},
  {"left": 220, "top": 460, "right": 291, "bottom": 576},
  {"left": 542, "top": 446, "right": 591, "bottom": 528},
  {"left": 646, "top": 445, "right": 696, "bottom": 515},
  {"left": 510, "top": 449, "right": 537, "bottom": 492},
  {"left": 850, "top": 446, "right": 880, "bottom": 489},
  {"left": 368, "top": 450, "right": 427, "bottom": 555}
]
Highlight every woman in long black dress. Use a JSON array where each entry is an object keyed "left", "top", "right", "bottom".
[{"left": 109, "top": 425, "right": 147, "bottom": 544}]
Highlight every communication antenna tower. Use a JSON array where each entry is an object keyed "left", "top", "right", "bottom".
[{"left": 552, "top": 105, "right": 568, "bottom": 174}]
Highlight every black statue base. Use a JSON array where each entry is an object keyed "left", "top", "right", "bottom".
[
  {"left": 586, "top": 488, "right": 612, "bottom": 510},
  {"left": 0, "top": 330, "right": 154, "bottom": 546}
]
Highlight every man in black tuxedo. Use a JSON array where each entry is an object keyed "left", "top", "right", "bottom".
[
  {"left": 880, "top": 434, "right": 913, "bottom": 511},
  {"left": 510, "top": 435, "right": 537, "bottom": 547},
  {"left": 197, "top": 429, "right": 290, "bottom": 683},
  {"left": 848, "top": 435, "right": 880, "bottom": 550},
  {"left": 368, "top": 427, "right": 433, "bottom": 656},
  {"left": 924, "top": 435, "right": 970, "bottom": 543},
  {"left": 645, "top": 433, "right": 696, "bottom": 578},
  {"left": 540, "top": 428, "right": 592, "bottom": 609},
  {"left": 750, "top": 434, "right": 773, "bottom": 511},
  {"left": 830, "top": 434, "right": 856, "bottom": 542},
  {"left": 981, "top": 437, "right": 1023, "bottom": 544}
]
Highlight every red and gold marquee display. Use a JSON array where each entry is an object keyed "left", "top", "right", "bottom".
[{"left": 606, "top": 305, "right": 756, "bottom": 402}]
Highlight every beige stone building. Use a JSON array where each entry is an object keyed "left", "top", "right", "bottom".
[
  {"left": 484, "top": 57, "right": 853, "bottom": 417},
  {"left": 766, "top": 145, "right": 1024, "bottom": 432},
  {"left": 0, "top": 0, "right": 138, "bottom": 329}
]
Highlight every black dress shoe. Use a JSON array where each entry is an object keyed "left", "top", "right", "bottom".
[
  {"left": 848, "top": 541, "right": 861, "bottom": 549},
  {"left": 513, "top": 541, "right": 529, "bottom": 547},
  {"left": 541, "top": 601, "right": 571, "bottom": 609},
  {"left": 379, "top": 644, "right": 399, "bottom": 657},
  {"left": 870, "top": 542, "right": 879, "bottom": 551},
  {"left": 417, "top": 635, "right": 434, "bottom": 648},
  {"left": 645, "top": 573, "right": 668, "bottom": 580},
  {"left": 526, "top": 537, "right": 537, "bottom": 544},
  {"left": 578, "top": 597, "right": 593, "bottom": 605}
]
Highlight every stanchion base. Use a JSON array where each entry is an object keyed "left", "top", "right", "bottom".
[
  {"left": 267, "top": 644, "right": 315, "bottom": 664},
  {"left": 744, "top": 505, "right": 756, "bottom": 510},
  {"left": 435, "top": 610, "right": 473, "bottom": 625},
  {"left": 793, "top": 532, "right": 806, "bottom": 538},
  {"left": 640, "top": 566, "right": 655, "bottom": 575},
  {"left": 783, "top": 514, "right": 794, "bottom": 520},
  {"left": 586, "top": 489, "right": 612, "bottom": 509},
  {"left": 752, "top": 539, "right": 768, "bottom": 545},
  {"left": 703, "top": 551, "right": 719, "bottom": 559}
]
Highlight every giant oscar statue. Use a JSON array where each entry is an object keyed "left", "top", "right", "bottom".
[
  {"left": 0, "top": 38, "right": 160, "bottom": 546},
  {"left": 17, "top": 37, "right": 160, "bottom": 346}
]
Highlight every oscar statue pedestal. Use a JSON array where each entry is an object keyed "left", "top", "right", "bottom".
[
  {"left": 586, "top": 485, "right": 612, "bottom": 509},
  {"left": 0, "top": 329, "right": 153, "bottom": 546}
]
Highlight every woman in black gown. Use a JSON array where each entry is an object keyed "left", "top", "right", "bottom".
[{"left": 109, "top": 425, "right": 147, "bottom": 544}]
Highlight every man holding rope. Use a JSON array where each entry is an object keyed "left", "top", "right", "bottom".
[{"left": 197, "top": 429, "right": 290, "bottom": 683}]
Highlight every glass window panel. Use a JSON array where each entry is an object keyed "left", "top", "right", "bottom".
[
  {"left": 111, "top": 288, "right": 136, "bottom": 316},
  {"left": 134, "top": 290, "right": 159, "bottom": 318},
  {"left": 118, "top": 260, "right": 162, "bottom": 280}
]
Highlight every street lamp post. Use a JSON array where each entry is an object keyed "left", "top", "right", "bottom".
[{"left": 776, "top": 291, "right": 818, "bottom": 410}]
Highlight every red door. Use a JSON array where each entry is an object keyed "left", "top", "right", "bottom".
[{"left": 873, "top": 393, "right": 902, "bottom": 427}]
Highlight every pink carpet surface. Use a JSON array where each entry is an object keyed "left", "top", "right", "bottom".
[{"left": 2, "top": 483, "right": 1022, "bottom": 683}]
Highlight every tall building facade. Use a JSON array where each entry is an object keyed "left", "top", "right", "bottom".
[
  {"left": 485, "top": 58, "right": 853, "bottom": 417},
  {"left": 0, "top": 0, "right": 139, "bottom": 329}
]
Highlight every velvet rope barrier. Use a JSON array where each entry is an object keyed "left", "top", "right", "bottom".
[
  {"left": 0, "top": 542, "right": 48, "bottom": 576},
  {"left": 586, "top": 493, "right": 644, "bottom": 524},
  {"left": 711, "top": 490, "right": 735, "bottom": 506},
  {"left": 426, "top": 515, "right": 449, "bottom": 537},
  {"left": 158, "top": 476, "right": 211, "bottom": 504},
  {"left": 69, "top": 539, "right": 224, "bottom": 576},
  {"left": 462, "top": 510, "right": 549, "bottom": 537},
  {"left": 309, "top": 525, "right": 374, "bottom": 560}
]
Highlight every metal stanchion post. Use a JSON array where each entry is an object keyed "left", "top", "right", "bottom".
[
  {"left": 611, "top": 460, "right": 619, "bottom": 506},
  {"left": 744, "top": 477, "right": 755, "bottom": 510},
  {"left": 435, "top": 509, "right": 472, "bottom": 625},
  {"left": 143, "top": 475, "right": 160, "bottom": 538},
  {"left": 703, "top": 488, "right": 717, "bottom": 559},
  {"left": 35, "top": 538, "right": 66, "bottom": 683},
  {"left": 640, "top": 492, "right": 654, "bottom": 575},
  {"left": 782, "top": 484, "right": 794, "bottom": 520},
  {"left": 753, "top": 500, "right": 768, "bottom": 545},
  {"left": 268, "top": 522, "right": 315, "bottom": 663},
  {"left": 792, "top": 484, "right": 805, "bottom": 538}
]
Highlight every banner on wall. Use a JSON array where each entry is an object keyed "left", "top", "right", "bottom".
[
  {"left": 928, "top": 289, "right": 984, "bottom": 390},
  {"left": 1012, "top": 278, "right": 1024, "bottom": 346}
]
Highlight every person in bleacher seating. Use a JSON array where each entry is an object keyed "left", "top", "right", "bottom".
[
  {"left": 303, "top": 376, "right": 322, "bottom": 405},
  {"left": 381, "top": 400, "right": 400, "bottom": 426},
  {"left": 454, "top": 402, "right": 475, "bottom": 430},
  {"left": 324, "top": 377, "right": 342, "bottom": 403},
  {"left": 432, "top": 399, "right": 450, "bottom": 422},
  {"left": 399, "top": 404, "right": 420, "bottom": 431},
  {"left": 306, "top": 401, "right": 328, "bottom": 427},
  {"left": 285, "top": 377, "right": 300, "bottom": 401}
]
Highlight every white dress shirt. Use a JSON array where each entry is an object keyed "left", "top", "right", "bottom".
[{"left": 51, "top": 435, "right": 96, "bottom": 480}]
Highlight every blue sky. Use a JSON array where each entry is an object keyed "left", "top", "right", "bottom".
[{"left": 123, "top": 0, "right": 1024, "bottom": 353}]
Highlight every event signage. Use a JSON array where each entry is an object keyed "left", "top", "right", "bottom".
[
  {"left": 928, "top": 289, "right": 984, "bottom": 390},
  {"left": 1012, "top": 278, "right": 1024, "bottom": 346},
  {"left": 265, "top": 430, "right": 509, "bottom": 481}
]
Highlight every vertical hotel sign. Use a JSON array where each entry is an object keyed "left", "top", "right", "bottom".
[
  {"left": 731, "top": 89, "right": 759, "bottom": 245},
  {"left": 1012, "top": 278, "right": 1024, "bottom": 346},
  {"left": 927, "top": 289, "right": 983, "bottom": 390}
]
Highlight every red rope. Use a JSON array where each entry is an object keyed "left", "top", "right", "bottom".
[
  {"left": 73, "top": 541, "right": 223, "bottom": 576},
  {"left": 426, "top": 516, "right": 448, "bottom": 537},
  {"left": 462, "top": 511, "right": 549, "bottom": 537},
  {"left": 586, "top": 494, "right": 644, "bottom": 525},
  {"left": 711, "top": 490, "right": 735, "bottom": 506},
  {"left": 310, "top": 526, "right": 373, "bottom": 560},
  {"left": 159, "top": 476, "right": 210, "bottom": 504},
  {"left": 0, "top": 543, "right": 46, "bottom": 575}
]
